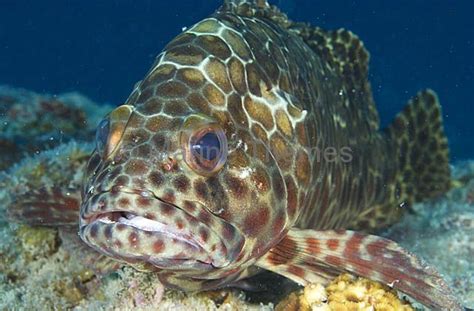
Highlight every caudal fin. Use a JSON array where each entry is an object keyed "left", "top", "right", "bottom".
[{"left": 386, "top": 89, "right": 451, "bottom": 205}]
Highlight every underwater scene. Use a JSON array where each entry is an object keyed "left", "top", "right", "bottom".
[{"left": 0, "top": 1, "right": 473, "bottom": 310}]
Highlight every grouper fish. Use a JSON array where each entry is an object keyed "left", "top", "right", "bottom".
[{"left": 7, "top": 0, "right": 464, "bottom": 309}]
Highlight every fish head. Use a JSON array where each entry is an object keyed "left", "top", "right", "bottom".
[{"left": 80, "top": 20, "right": 296, "bottom": 287}]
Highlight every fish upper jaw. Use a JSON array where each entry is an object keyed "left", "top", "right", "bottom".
[{"left": 79, "top": 188, "right": 244, "bottom": 271}]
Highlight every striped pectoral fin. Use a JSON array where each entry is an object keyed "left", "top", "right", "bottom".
[
  {"left": 256, "top": 228, "right": 463, "bottom": 311},
  {"left": 7, "top": 186, "right": 81, "bottom": 226}
]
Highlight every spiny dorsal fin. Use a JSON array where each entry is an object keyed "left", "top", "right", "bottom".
[
  {"left": 218, "top": 0, "right": 292, "bottom": 28},
  {"left": 294, "top": 26, "right": 380, "bottom": 132}
]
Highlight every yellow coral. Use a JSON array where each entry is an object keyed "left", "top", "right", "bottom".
[
  {"left": 326, "top": 274, "right": 413, "bottom": 311},
  {"left": 276, "top": 273, "right": 413, "bottom": 311},
  {"left": 16, "top": 225, "right": 58, "bottom": 260}
]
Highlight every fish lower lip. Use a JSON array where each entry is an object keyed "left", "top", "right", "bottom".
[{"left": 94, "top": 211, "right": 203, "bottom": 250}]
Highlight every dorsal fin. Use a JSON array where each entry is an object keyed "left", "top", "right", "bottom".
[
  {"left": 294, "top": 26, "right": 380, "bottom": 131},
  {"left": 218, "top": 1, "right": 380, "bottom": 132},
  {"left": 218, "top": 0, "right": 292, "bottom": 28}
]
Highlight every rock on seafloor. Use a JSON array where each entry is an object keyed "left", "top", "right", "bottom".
[{"left": 0, "top": 86, "right": 473, "bottom": 310}]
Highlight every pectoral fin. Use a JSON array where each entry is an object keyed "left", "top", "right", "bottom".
[{"left": 256, "top": 228, "right": 462, "bottom": 310}]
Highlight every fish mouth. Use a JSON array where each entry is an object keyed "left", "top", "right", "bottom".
[
  {"left": 89, "top": 210, "right": 205, "bottom": 251},
  {"left": 80, "top": 190, "right": 244, "bottom": 271}
]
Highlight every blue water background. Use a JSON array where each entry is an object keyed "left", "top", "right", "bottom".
[{"left": 0, "top": 0, "right": 472, "bottom": 160}]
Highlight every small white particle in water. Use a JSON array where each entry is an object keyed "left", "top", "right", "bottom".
[
  {"left": 182, "top": 26, "right": 187, "bottom": 31},
  {"left": 338, "top": 89, "right": 343, "bottom": 96}
]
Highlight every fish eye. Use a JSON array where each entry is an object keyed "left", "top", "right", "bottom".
[
  {"left": 185, "top": 124, "right": 227, "bottom": 176},
  {"left": 96, "top": 117, "right": 110, "bottom": 156}
]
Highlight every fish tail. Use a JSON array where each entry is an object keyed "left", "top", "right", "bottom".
[{"left": 386, "top": 89, "right": 451, "bottom": 205}]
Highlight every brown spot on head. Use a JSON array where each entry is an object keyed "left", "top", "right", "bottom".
[
  {"left": 175, "top": 218, "right": 184, "bottom": 230},
  {"left": 194, "top": 180, "right": 208, "bottom": 200},
  {"left": 145, "top": 116, "right": 172, "bottom": 132},
  {"left": 183, "top": 201, "right": 196, "bottom": 213},
  {"left": 195, "top": 35, "right": 231, "bottom": 60},
  {"left": 162, "top": 99, "right": 190, "bottom": 116},
  {"left": 246, "top": 63, "right": 269, "bottom": 97},
  {"left": 228, "top": 57, "right": 246, "bottom": 94},
  {"left": 156, "top": 81, "right": 189, "bottom": 98},
  {"left": 160, "top": 202, "right": 175, "bottom": 216},
  {"left": 177, "top": 68, "right": 205, "bottom": 88},
  {"left": 139, "top": 98, "right": 163, "bottom": 115},
  {"left": 199, "top": 227, "right": 209, "bottom": 243},
  {"left": 251, "top": 166, "right": 270, "bottom": 193},
  {"left": 227, "top": 148, "right": 249, "bottom": 169},
  {"left": 192, "top": 18, "right": 221, "bottom": 33},
  {"left": 148, "top": 171, "right": 164, "bottom": 188},
  {"left": 136, "top": 196, "right": 152, "bottom": 208},
  {"left": 164, "top": 45, "right": 205, "bottom": 66},
  {"left": 173, "top": 175, "right": 190, "bottom": 193},
  {"left": 245, "top": 96, "right": 274, "bottom": 130},
  {"left": 187, "top": 92, "right": 212, "bottom": 115},
  {"left": 243, "top": 204, "right": 270, "bottom": 236},
  {"left": 104, "top": 226, "right": 113, "bottom": 239},
  {"left": 222, "top": 223, "right": 236, "bottom": 241},
  {"left": 270, "top": 133, "right": 292, "bottom": 170},
  {"left": 275, "top": 109, "right": 293, "bottom": 138},
  {"left": 271, "top": 169, "right": 285, "bottom": 201},
  {"left": 140, "top": 64, "right": 177, "bottom": 90},
  {"left": 153, "top": 239, "right": 165, "bottom": 253},
  {"left": 225, "top": 174, "right": 248, "bottom": 199},
  {"left": 227, "top": 92, "right": 248, "bottom": 128},
  {"left": 116, "top": 223, "right": 127, "bottom": 231},
  {"left": 162, "top": 190, "right": 176, "bottom": 204},
  {"left": 132, "top": 144, "right": 152, "bottom": 159},
  {"left": 203, "top": 84, "right": 225, "bottom": 106},
  {"left": 198, "top": 210, "right": 211, "bottom": 225},
  {"left": 221, "top": 29, "right": 251, "bottom": 60},
  {"left": 205, "top": 57, "right": 232, "bottom": 93}
]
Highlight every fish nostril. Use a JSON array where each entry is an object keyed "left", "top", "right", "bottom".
[{"left": 161, "top": 157, "right": 178, "bottom": 172}]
